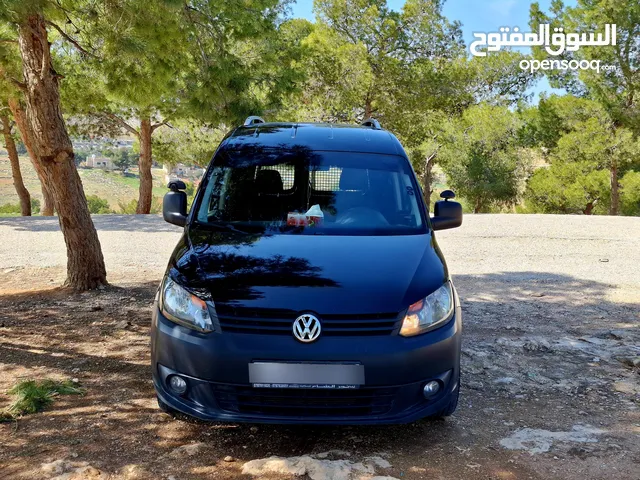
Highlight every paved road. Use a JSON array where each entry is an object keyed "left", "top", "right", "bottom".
[{"left": 0, "top": 214, "right": 638, "bottom": 295}]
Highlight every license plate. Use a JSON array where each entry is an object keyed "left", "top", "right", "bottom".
[{"left": 249, "top": 362, "right": 364, "bottom": 388}]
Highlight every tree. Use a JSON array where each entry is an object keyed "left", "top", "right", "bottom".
[
  {"left": 153, "top": 121, "right": 225, "bottom": 168},
  {"left": 0, "top": 109, "right": 30, "bottom": 215},
  {"left": 529, "top": 0, "right": 640, "bottom": 214},
  {"left": 526, "top": 113, "right": 640, "bottom": 214},
  {"left": 113, "top": 149, "right": 134, "bottom": 171},
  {"left": 0, "top": 22, "right": 54, "bottom": 215},
  {"left": 530, "top": 0, "right": 639, "bottom": 132},
  {"left": 522, "top": 95, "right": 640, "bottom": 215},
  {"left": 0, "top": 5, "right": 107, "bottom": 290},
  {"left": 439, "top": 104, "right": 530, "bottom": 213},
  {"left": 59, "top": 0, "right": 290, "bottom": 212}
]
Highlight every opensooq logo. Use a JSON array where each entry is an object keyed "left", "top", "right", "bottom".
[{"left": 469, "top": 24, "right": 617, "bottom": 57}]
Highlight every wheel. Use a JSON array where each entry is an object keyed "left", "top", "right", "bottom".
[
  {"left": 433, "top": 386, "right": 459, "bottom": 418},
  {"left": 157, "top": 395, "right": 177, "bottom": 415}
]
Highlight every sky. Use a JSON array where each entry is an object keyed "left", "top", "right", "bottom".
[{"left": 290, "top": 0, "right": 577, "bottom": 102}]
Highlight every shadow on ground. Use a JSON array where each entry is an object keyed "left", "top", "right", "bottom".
[
  {"left": 0, "top": 215, "right": 183, "bottom": 233},
  {"left": 0, "top": 272, "right": 638, "bottom": 479}
]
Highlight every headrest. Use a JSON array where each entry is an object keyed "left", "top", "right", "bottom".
[
  {"left": 255, "top": 169, "right": 283, "bottom": 195},
  {"left": 339, "top": 168, "right": 368, "bottom": 191}
]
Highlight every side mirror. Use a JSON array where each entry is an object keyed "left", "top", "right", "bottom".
[
  {"left": 431, "top": 190, "right": 462, "bottom": 231},
  {"left": 163, "top": 181, "right": 187, "bottom": 226}
]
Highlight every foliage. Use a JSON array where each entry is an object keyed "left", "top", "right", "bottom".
[
  {"left": 523, "top": 95, "right": 640, "bottom": 214},
  {"left": 620, "top": 170, "right": 640, "bottom": 215},
  {"left": 0, "top": 379, "right": 84, "bottom": 422},
  {"left": 529, "top": 0, "right": 640, "bottom": 132},
  {"left": 438, "top": 104, "right": 530, "bottom": 213},
  {"left": 118, "top": 196, "right": 162, "bottom": 214},
  {"left": 86, "top": 194, "right": 113, "bottom": 214},
  {"left": 113, "top": 149, "right": 135, "bottom": 171},
  {"left": 153, "top": 122, "right": 225, "bottom": 168}
]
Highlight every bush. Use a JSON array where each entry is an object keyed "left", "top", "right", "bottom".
[
  {"left": 0, "top": 202, "right": 23, "bottom": 215},
  {"left": 117, "top": 196, "right": 162, "bottom": 214},
  {"left": 86, "top": 195, "right": 113, "bottom": 214}
]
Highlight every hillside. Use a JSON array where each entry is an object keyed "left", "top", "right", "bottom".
[{"left": 0, "top": 153, "right": 167, "bottom": 213}]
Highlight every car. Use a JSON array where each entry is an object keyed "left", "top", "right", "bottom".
[{"left": 151, "top": 116, "right": 463, "bottom": 424}]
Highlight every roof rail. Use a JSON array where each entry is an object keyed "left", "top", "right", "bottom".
[
  {"left": 361, "top": 118, "right": 381, "bottom": 130},
  {"left": 243, "top": 116, "right": 265, "bottom": 126}
]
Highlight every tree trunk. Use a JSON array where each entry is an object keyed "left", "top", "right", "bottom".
[
  {"left": 1, "top": 113, "right": 31, "bottom": 216},
  {"left": 609, "top": 161, "right": 619, "bottom": 215},
  {"left": 474, "top": 197, "right": 483, "bottom": 214},
  {"left": 363, "top": 96, "right": 372, "bottom": 119},
  {"left": 421, "top": 152, "right": 437, "bottom": 212},
  {"left": 136, "top": 117, "right": 153, "bottom": 214},
  {"left": 17, "top": 13, "right": 106, "bottom": 290},
  {"left": 8, "top": 97, "right": 55, "bottom": 215},
  {"left": 584, "top": 201, "right": 595, "bottom": 215}
]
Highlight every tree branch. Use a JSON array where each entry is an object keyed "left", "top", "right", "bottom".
[
  {"left": 45, "top": 21, "right": 97, "bottom": 58},
  {"left": 0, "top": 66, "right": 27, "bottom": 92},
  {"left": 105, "top": 113, "right": 139, "bottom": 137},
  {"left": 151, "top": 121, "right": 171, "bottom": 133}
]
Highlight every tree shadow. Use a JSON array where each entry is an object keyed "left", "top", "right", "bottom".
[
  {"left": 0, "top": 273, "right": 637, "bottom": 478},
  {"left": 0, "top": 214, "right": 183, "bottom": 233}
]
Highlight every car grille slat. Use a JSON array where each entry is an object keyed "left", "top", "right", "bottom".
[
  {"left": 212, "top": 384, "right": 398, "bottom": 417},
  {"left": 216, "top": 308, "right": 400, "bottom": 336}
]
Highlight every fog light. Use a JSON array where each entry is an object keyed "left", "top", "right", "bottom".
[
  {"left": 167, "top": 375, "right": 187, "bottom": 394},
  {"left": 423, "top": 380, "right": 440, "bottom": 398}
]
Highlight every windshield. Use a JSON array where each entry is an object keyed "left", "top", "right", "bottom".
[{"left": 194, "top": 148, "right": 426, "bottom": 236}]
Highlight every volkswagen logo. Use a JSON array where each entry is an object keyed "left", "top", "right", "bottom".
[{"left": 292, "top": 314, "right": 321, "bottom": 343}]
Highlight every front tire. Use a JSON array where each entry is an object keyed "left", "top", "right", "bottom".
[
  {"left": 157, "top": 395, "right": 177, "bottom": 415},
  {"left": 433, "top": 386, "right": 459, "bottom": 417}
]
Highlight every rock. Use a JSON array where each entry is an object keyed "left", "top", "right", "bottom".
[
  {"left": 115, "top": 320, "right": 131, "bottom": 329},
  {"left": 466, "top": 380, "right": 484, "bottom": 390},
  {"left": 168, "top": 442, "right": 206, "bottom": 457},
  {"left": 250, "top": 426, "right": 258, "bottom": 433},
  {"left": 616, "top": 356, "right": 640, "bottom": 368},
  {"left": 523, "top": 339, "right": 552, "bottom": 352},
  {"left": 90, "top": 305, "right": 103, "bottom": 312},
  {"left": 42, "top": 460, "right": 71, "bottom": 475},
  {"left": 150, "top": 412, "right": 172, "bottom": 423},
  {"left": 242, "top": 454, "right": 395, "bottom": 480},
  {"left": 494, "top": 377, "right": 515, "bottom": 384},
  {"left": 223, "top": 456, "right": 235, "bottom": 462}
]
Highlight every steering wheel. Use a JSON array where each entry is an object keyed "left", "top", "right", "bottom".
[{"left": 335, "top": 207, "right": 389, "bottom": 226}]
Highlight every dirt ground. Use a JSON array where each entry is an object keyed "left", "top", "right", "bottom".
[{"left": 0, "top": 214, "right": 639, "bottom": 480}]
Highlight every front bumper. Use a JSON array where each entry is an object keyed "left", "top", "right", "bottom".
[{"left": 151, "top": 302, "right": 462, "bottom": 425}]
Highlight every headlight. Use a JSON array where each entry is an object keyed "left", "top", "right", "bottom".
[
  {"left": 161, "top": 277, "right": 213, "bottom": 332},
  {"left": 399, "top": 282, "right": 454, "bottom": 337}
]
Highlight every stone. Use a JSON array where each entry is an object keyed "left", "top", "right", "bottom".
[
  {"left": 224, "top": 456, "right": 235, "bottom": 462},
  {"left": 168, "top": 442, "right": 206, "bottom": 457}
]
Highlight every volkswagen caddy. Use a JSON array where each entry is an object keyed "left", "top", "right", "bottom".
[{"left": 151, "top": 117, "right": 463, "bottom": 424}]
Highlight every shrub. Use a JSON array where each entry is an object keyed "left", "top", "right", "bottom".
[{"left": 86, "top": 195, "right": 113, "bottom": 214}]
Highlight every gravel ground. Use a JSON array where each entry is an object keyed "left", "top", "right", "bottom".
[{"left": 0, "top": 214, "right": 639, "bottom": 479}]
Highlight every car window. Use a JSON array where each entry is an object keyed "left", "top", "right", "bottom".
[{"left": 195, "top": 150, "right": 425, "bottom": 236}]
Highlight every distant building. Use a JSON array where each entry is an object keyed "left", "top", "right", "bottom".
[
  {"left": 163, "top": 163, "right": 205, "bottom": 185},
  {"left": 86, "top": 154, "right": 115, "bottom": 170}
]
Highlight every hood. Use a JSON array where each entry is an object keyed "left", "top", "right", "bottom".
[{"left": 170, "top": 226, "right": 448, "bottom": 315}]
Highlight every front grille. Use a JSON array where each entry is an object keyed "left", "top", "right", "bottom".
[
  {"left": 212, "top": 384, "right": 398, "bottom": 417},
  {"left": 215, "top": 307, "right": 400, "bottom": 336}
]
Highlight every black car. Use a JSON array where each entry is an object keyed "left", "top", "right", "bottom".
[{"left": 152, "top": 117, "right": 463, "bottom": 424}]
